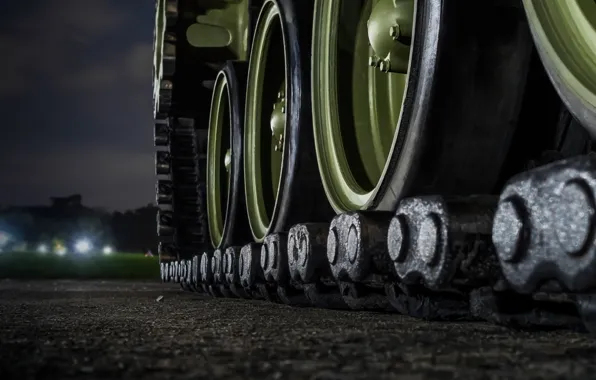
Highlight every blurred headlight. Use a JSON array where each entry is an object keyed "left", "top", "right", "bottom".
[{"left": 74, "top": 239, "right": 92, "bottom": 254}]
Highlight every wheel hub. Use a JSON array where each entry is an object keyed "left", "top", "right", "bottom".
[
  {"left": 270, "top": 85, "right": 286, "bottom": 152},
  {"left": 367, "top": 0, "right": 413, "bottom": 73}
]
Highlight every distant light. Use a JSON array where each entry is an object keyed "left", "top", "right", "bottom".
[
  {"left": 75, "top": 239, "right": 92, "bottom": 254},
  {"left": 0, "top": 231, "right": 9, "bottom": 246},
  {"left": 37, "top": 244, "right": 48, "bottom": 254},
  {"left": 102, "top": 246, "right": 113, "bottom": 255},
  {"left": 55, "top": 246, "right": 67, "bottom": 256}
]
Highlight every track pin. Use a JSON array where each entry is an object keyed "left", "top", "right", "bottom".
[
  {"left": 239, "top": 243, "right": 277, "bottom": 301},
  {"left": 199, "top": 251, "right": 220, "bottom": 297},
  {"left": 223, "top": 246, "right": 251, "bottom": 299},
  {"left": 288, "top": 223, "right": 348, "bottom": 309},
  {"left": 387, "top": 195, "right": 499, "bottom": 320},
  {"left": 327, "top": 212, "right": 396, "bottom": 311},
  {"left": 212, "top": 249, "right": 236, "bottom": 298},
  {"left": 262, "top": 233, "right": 310, "bottom": 306}
]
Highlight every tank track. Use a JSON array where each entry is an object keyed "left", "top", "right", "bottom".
[
  {"left": 154, "top": 0, "right": 210, "bottom": 292},
  {"left": 153, "top": 0, "right": 596, "bottom": 333},
  {"left": 159, "top": 155, "right": 596, "bottom": 333}
]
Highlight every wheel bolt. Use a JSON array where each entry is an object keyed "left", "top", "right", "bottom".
[
  {"left": 369, "top": 56, "right": 379, "bottom": 67},
  {"left": 390, "top": 24, "right": 400, "bottom": 40},
  {"left": 224, "top": 149, "right": 231, "bottom": 172},
  {"left": 380, "top": 60, "right": 390, "bottom": 72}
]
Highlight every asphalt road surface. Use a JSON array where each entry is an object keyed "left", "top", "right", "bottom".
[{"left": 1, "top": 280, "right": 595, "bottom": 380}]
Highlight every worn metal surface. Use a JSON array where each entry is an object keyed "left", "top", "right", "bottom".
[
  {"left": 328, "top": 212, "right": 395, "bottom": 283},
  {"left": 224, "top": 246, "right": 251, "bottom": 298},
  {"left": 493, "top": 156, "right": 596, "bottom": 294},
  {"left": 165, "top": 189, "right": 596, "bottom": 330},
  {"left": 328, "top": 212, "right": 395, "bottom": 311},
  {"left": 287, "top": 223, "right": 348, "bottom": 309},
  {"left": 239, "top": 243, "right": 274, "bottom": 300},
  {"left": 262, "top": 233, "right": 310, "bottom": 306},
  {"left": 389, "top": 195, "right": 499, "bottom": 290}
]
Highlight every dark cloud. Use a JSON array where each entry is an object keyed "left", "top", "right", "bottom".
[
  {"left": 60, "top": 42, "right": 153, "bottom": 91},
  {"left": 0, "top": 0, "right": 156, "bottom": 210},
  {"left": 0, "top": 0, "right": 132, "bottom": 95}
]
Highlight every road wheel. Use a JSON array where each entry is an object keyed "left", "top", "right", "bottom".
[
  {"left": 207, "top": 61, "right": 252, "bottom": 249},
  {"left": 522, "top": 0, "right": 596, "bottom": 137},
  {"left": 311, "top": 0, "right": 412, "bottom": 212},
  {"left": 244, "top": 0, "right": 332, "bottom": 242},
  {"left": 311, "top": 0, "right": 537, "bottom": 213}
]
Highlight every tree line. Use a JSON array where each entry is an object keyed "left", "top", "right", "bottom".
[{"left": 0, "top": 195, "right": 158, "bottom": 253}]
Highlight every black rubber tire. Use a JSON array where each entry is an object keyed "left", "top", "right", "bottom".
[
  {"left": 217, "top": 61, "right": 253, "bottom": 249},
  {"left": 252, "top": 0, "right": 333, "bottom": 238},
  {"left": 370, "top": 0, "right": 537, "bottom": 210}
]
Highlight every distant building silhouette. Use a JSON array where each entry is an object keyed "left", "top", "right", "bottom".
[{"left": 50, "top": 194, "right": 83, "bottom": 209}]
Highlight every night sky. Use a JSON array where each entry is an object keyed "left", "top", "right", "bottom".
[{"left": 0, "top": 0, "right": 156, "bottom": 211}]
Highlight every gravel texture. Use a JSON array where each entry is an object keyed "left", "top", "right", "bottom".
[{"left": 1, "top": 280, "right": 595, "bottom": 379}]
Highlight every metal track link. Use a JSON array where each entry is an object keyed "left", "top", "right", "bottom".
[
  {"left": 156, "top": 116, "right": 207, "bottom": 280},
  {"left": 154, "top": 1, "right": 210, "bottom": 289},
  {"left": 166, "top": 196, "right": 500, "bottom": 319},
  {"left": 162, "top": 155, "right": 596, "bottom": 333},
  {"left": 485, "top": 155, "right": 596, "bottom": 332},
  {"left": 154, "top": 0, "right": 182, "bottom": 277}
]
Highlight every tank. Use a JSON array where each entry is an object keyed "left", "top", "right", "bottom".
[{"left": 153, "top": 0, "right": 596, "bottom": 332}]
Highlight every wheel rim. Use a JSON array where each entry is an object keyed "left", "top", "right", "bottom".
[
  {"left": 523, "top": 0, "right": 596, "bottom": 122},
  {"left": 153, "top": 0, "right": 166, "bottom": 118},
  {"left": 312, "top": 0, "right": 413, "bottom": 213},
  {"left": 207, "top": 72, "right": 232, "bottom": 248},
  {"left": 244, "top": 0, "right": 287, "bottom": 242}
]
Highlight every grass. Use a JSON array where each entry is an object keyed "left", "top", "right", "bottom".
[{"left": 0, "top": 251, "right": 160, "bottom": 280}]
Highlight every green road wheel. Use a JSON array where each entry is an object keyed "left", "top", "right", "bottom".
[
  {"left": 523, "top": 0, "right": 596, "bottom": 136},
  {"left": 314, "top": 0, "right": 540, "bottom": 212},
  {"left": 312, "top": 0, "right": 412, "bottom": 213},
  {"left": 244, "top": 1, "right": 286, "bottom": 241},
  {"left": 245, "top": 0, "right": 332, "bottom": 242},
  {"left": 207, "top": 72, "right": 231, "bottom": 247},
  {"left": 207, "top": 61, "right": 251, "bottom": 249}
]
